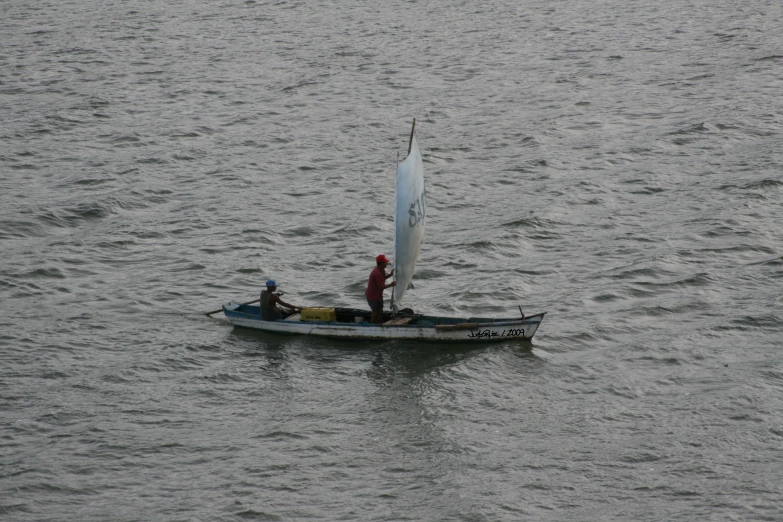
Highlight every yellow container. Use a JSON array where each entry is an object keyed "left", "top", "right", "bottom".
[{"left": 300, "top": 307, "right": 336, "bottom": 322}]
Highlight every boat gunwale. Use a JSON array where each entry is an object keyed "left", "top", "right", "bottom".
[{"left": 223, "top": 305, "right": 545, "bottom": 329}]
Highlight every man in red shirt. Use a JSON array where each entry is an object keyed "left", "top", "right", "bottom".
[{"left": 366, "top": 254, "right": 396, "bottom": 324}]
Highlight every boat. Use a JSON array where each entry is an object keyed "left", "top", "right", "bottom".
[
  {"left": 222, "top": 304, "right": 545, "bottom": 342},
  {"left": 218, "top": 120, "right": 545, "bottom": 342}
]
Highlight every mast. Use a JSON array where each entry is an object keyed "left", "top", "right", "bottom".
[{"left": 407, "top": 118, "right": 416, "bottom": 155}]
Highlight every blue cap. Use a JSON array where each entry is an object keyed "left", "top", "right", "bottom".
[{"left": 266, "top": 280, "right": 277, "bottom": 288}]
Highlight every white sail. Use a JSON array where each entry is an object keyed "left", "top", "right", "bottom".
[{"left": 392, "top": 131, "right": 426, "bottom": 310}]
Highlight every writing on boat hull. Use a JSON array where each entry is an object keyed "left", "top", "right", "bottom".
[{"left": 467, "top": 328, "right": 525, "bottom": 340}]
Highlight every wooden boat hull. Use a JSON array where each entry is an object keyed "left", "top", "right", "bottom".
[{"left": 222, "top": 303, "right": 544, "bottom": 342}]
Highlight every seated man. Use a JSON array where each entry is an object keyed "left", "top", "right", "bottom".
[{"left": 260, "top": 280, "right": 301, "bottom": 320}]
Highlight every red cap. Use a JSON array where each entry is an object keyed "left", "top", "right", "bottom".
[{"left": 376, "top": 254, "right": 390, "bottom": 264}]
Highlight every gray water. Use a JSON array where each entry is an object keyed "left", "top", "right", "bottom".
[{"left": 2, "top": 1, "right": 782, "bottom": 520}]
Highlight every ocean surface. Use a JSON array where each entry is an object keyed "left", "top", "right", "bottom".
[{"left": 2, "top": 0, "right": 782, "bottom": 520}]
